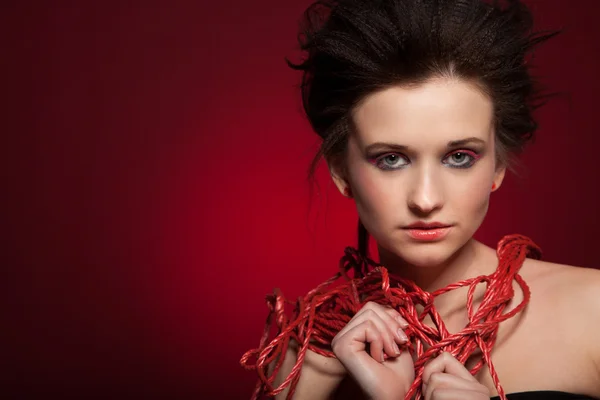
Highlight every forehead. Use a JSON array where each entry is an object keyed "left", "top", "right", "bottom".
[{"left": 351, "top": 78, "right": 494, "bottom": 146}]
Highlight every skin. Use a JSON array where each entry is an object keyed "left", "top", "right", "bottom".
[
  {"left": 331, "top": 76, "right": 505, "bottom": 293},
  {"left": 272, "top": 77, "right": 600, "bottom": 399},
  {"left": 327, "top": 76, "right": 502, "bottom": 399}
]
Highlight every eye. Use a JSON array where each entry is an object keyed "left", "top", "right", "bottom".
[
  {"left": 443, "top": 150, "right": 480, "bottom": 168},
  {"left": 370, "top": 153, "right": 409, "bottom": 170}
]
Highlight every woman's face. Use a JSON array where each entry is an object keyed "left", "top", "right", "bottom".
[{"left": 331, "top": 77, "right": 505, "bottom": 267}]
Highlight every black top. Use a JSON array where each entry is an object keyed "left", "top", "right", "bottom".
[{"left": 491, "top": 391, "right": 598, "bottom": 399}]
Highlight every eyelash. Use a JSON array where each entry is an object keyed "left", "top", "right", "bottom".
[{"left": 368, "top": 149, "right": 482, "bottom": 171}]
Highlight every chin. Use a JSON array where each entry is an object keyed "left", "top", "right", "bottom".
[
  {"left": 384, "top": 238, "right": 465, "bottom": 268},
  {"left": 401, "top": 251, "right": 450, "bottom": 268}
]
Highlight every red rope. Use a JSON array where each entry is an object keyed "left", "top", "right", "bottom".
[{"left": 240, "top": 234, "right": 541, "bottom": 400}]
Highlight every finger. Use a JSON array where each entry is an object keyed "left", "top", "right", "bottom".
[
  {"left": 423, "top": 352, "right": 476, "bottom": 384},
  {"left": 367, "top": 305, "right": 410, "bottom": 344},
  {"left": 382, "top": 306, "right": 410, "bottom": 330},
  {"left": 378, "top": 304, "right": 409, "bottom": 328},
  {"left": 423, "top": 372, "right": 489, "bottom": 399},
  {"left": 334, "top": 319, "right": 386, "bottom": 364},
  {"left": 356, "top": 301, "right": 404, "bottom": 325},
  {"left": 426, "top": 388, "right": 489, "bottom": 400},
  {"left": 337, "top": 309, "right": 404, "bottom": 358},
  {"left": 355, "top": 310, "right": 401, "bottom": 358},
  {"left": 339, "top": 303, "right": 409, "bottom": 346}
]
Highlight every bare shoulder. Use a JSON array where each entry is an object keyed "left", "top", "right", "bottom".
[
  {"left": 522, "top": 257, "right": 600, "bottom": 315},
  {"left": 522, "top": 257, "right": 600, "bottom": 299},
  {"left": 522, "top": 258, "right": 600, "bottom": 381}
]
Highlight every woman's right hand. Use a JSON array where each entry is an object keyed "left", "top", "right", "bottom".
[{"left": 331, "top": 301, "right": 415, "bottom": 400}]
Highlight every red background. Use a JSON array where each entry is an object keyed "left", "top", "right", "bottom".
[{"left": 3, "top": 1, "right": 599, "bottom": 399}]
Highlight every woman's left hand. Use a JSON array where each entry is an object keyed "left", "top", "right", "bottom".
[{"left": 422, "top": 352, "right": 491, "bottom": 400}]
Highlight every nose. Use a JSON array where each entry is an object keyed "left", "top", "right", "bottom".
[{"left": 406, "top": 164, "right": 444, "bottom": 216}]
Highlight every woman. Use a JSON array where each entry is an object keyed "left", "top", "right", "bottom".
[{"left": 265, "top": 0, "right": 600, "bottom": 398}]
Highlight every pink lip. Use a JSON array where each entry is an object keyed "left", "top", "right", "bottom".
[
  {"left": 405, "top": 227, "right": 451, "bottom": 241},
  {"left": 404, "top": 221, "right": 450, "bottom": 229}
]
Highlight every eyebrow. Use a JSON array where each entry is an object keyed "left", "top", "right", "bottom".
[{"left": 364, "top": 137, "right": 487, "bottom": 153}]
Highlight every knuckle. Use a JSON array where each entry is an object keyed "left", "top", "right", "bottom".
[
  {"left": 364, "top": 319, "right": 376, "bottom": 330},
  {"left": 331, "top": 344, "right": 338, "bottom": 355},
  {"left": 394, "top": 318, "right": 405, "bottom": 330},
  {"left": 331, "top": 337, "right": 344, "bottom": 354},
  {"left": 384, "top": 307, "right": 405, "bottom": 324},
  {"left": 385, "top": 306, "right": 400, "bottom": 315},
  {"left": 331, "top": 337, "right": 340, "bottom": 350},
  {"left": 362, "top": 309, "right": 377, "bottom": 320},
  {"left": 423, "top": 359, "right": 433, "bottom": 373},
  {"left": 429, "top": 372, "right": 443, "bottom": 385},
  {"left": 364, "top": 320, "right": 384, "bottom": 339}
]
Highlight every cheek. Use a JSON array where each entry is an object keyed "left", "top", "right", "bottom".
[
  {"left": 344, "top": 138, "right": 399, "bottom": 217},
  {"left": 349, "top": 164, "right": 395, "bottom": 212},
  {"left": 450, "top": 170, "right": 493, "bottom": 219},
  {"left": 347, "top": 166, "right": 402, "bottom": 240}
]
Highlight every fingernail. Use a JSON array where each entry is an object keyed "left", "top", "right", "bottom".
[
  {"left": 397, "top": 329, "right": 408, "bottom": 342},
  {"left": 396, "top": 316, "right": 409, "bottom": 328},
  {"left": 381, "top": 351, "right": 385, "bottom": 363},
  {"left": 392, "top": 342, "right": 400, "bottom": 355}
]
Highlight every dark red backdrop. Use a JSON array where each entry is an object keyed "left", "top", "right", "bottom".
[{"left": 3, "top": 1, "right": 599, "bottom": 399}]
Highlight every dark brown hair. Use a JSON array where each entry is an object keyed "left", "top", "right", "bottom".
[{"left": 287, "top": 0, "right": 559, "bottom": 263}]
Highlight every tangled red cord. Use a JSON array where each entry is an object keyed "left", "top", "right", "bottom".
[{"left": 240, "top": 234, "right": 541, "bottom": 400}]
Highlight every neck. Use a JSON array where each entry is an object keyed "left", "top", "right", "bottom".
[
  {"left": 376, "top": 238, "right": 503, "bottom": 336},
  {"left": 377, "top": 239, "right": 496, "bottom": 295}
]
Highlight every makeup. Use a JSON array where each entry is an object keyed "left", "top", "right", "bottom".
[
  {"left": 405, "top": 227, "right": 451, "bottom": 241},
  {"left": 442, "top": 149, "right": 481, "bottom": 169},
  {"left": 366, "top": 147, "right": 482, "bottom": 171}
]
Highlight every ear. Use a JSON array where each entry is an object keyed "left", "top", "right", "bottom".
[
  {"left": 327, "top": 157, "right": 352, "bottom": 198},
  {"left": 491, "top": 165, "right": 506, "bottom": 192}
]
